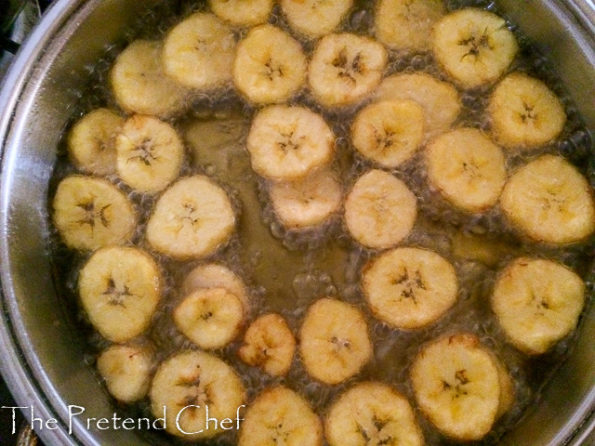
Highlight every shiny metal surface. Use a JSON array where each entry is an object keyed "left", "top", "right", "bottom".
[
  {"left": 0, "top": 0, "right": 28, "bottom": 34},
  {"left": 0, "top": 0, "right": 593, "bottom": 445},
  {"left": 0, "top": 2, "right": 162, "bottom": 444}
]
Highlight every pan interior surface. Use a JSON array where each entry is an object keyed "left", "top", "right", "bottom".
[{"left": 0, "top": 1, "right": 593, "bottom": 445}]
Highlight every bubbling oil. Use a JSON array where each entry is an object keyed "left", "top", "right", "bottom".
[{"left": 47, "top": 0, "right": 594, "bottom": 445}]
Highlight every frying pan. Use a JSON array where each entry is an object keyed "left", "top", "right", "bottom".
[{"left": 0, "top": 0, "right": 593, "bottom": 444}]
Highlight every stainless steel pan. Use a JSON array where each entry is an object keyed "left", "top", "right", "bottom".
[{"left": 0, "top": 0, "right": 593, "bottom": 444}]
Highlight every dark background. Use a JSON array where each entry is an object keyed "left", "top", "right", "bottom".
[{"left": 0, "top": 380, "right": 28, "bottom": 445}]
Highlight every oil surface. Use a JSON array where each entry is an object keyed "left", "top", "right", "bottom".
[{"left": 47, "top": 0, "right": 594, "bottom": 445}]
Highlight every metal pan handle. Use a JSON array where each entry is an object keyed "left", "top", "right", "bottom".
[{"left": 1, "top": 0, "right": 43, "bottom": 54}]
